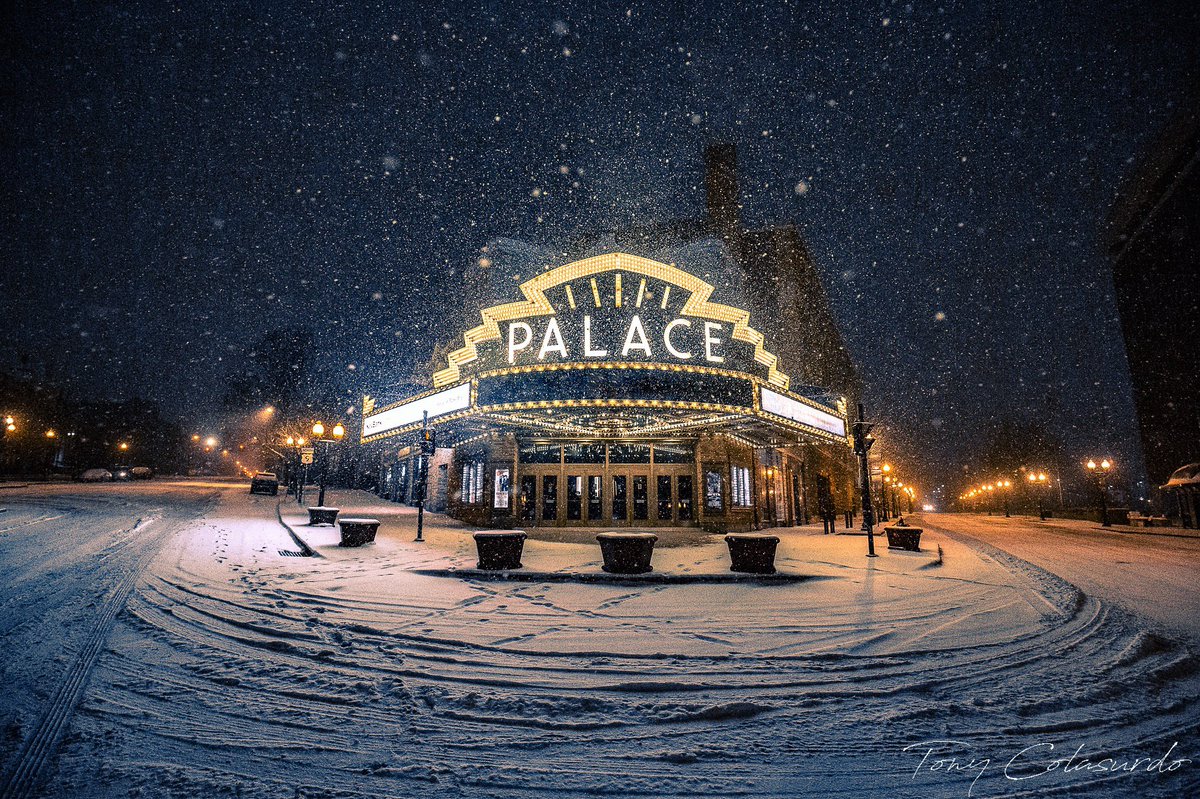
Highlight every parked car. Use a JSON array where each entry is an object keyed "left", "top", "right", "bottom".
[
  {"left": 250, "top": 472, "right": 279, "bottom": 496},
  {"left": 130, "top": 466, "right": 154, "bottom": 480},
  {"left": 112, "top": 466, "right": 133, "bottom": 480},
  {"left": 79, "top": 468, "right": 113, "bottom": 482}
]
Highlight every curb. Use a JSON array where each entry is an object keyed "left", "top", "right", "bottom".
[
  {"left": 275, "top": 501, "right": 320, "bottom": 558},
  {"left": 411, "top": 567, "right": 826, "bottom": 585}
]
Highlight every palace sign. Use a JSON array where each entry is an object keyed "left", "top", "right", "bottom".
[{"left": 432, "top": 252, "right": 789, "bottom": 388}]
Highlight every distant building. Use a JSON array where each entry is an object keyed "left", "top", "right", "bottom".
[
  {"left": 366, "top": 144, "right": 862, "bottom": 530},
  {"left": 1105, "top": 90, "right": 1199, "bottom": 521}
]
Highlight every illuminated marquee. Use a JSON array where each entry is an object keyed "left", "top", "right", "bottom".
[
  {"left": 759, "top": 386, "right": 846, "bottom": 438},
  {"left": 361, "top": 382, "right": 471, "bottom": 440}
]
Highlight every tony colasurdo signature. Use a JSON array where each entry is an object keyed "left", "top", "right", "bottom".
[{"left": 904, "top": 739, "right": 1191, "bottom": 796}]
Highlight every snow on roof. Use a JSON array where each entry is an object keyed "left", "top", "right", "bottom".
[{"left": 1163, "top": 462, "right": 1200, "bottom": 488}]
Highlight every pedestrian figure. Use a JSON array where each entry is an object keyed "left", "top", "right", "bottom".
[{"left": 818, "top": 492, "right": 836, "bottom": 535}]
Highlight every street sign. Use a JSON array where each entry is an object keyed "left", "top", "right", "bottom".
[{"left": 300, "top": 448, "right": 314, "bottom": 465}]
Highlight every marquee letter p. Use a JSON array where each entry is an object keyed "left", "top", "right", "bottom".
[{"left": 508, "top": 322, "right": 533, "bottom": 363}]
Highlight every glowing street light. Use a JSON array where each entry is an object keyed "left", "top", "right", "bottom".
[
  {"left": 1085, "top": 458, "right": 1115, "bottom": 527},
  {"left": 311, "top": 421, "right": 347, "bottom": 506},
  {"left": 118, "top": 442, "right": 129, "bottom": 452},
  {"left": 994, "top": 479, "right": 1013, "bottom": 517},
  {"left": 1027, "top": 470, "right": 1050, "bottom": 519},
  {"left": 880, "top": 463, "right": 892, "bottom": 522}
]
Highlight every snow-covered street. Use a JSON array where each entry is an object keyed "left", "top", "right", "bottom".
[
  {"left": 1, "top": 483, "right": 1197, "bottom": 798},
  {"left": 921, "top": 513, "right": 1200, "bottom": 643}
]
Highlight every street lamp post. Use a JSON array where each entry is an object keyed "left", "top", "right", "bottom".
[
  {"left": 312, "top": 421, "right": 346, "bottom": 508},
  {"left": 284, "top": 436, "right": 309, "bottom": 504},
  {"left": 995, "top": 479, "right": 1012, "bottom": 517},
  {"left": 880, "top": 463, "right": 892, "bottom": 523},
  {"left": 851, "top": 403, "right": 877, "bottom": 558},
  {"left": 1086, "top": 458, "right": 1114, "bottom": 527},
  {"left": 1027, "top": 471, "right": 1049, "bottom": 520},
  {"left": 1, "top": 415, "right": 16, "bottom": 477}
]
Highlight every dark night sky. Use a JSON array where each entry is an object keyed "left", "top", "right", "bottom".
[{"left": 3, "top": 1, "right": 1197, "bottom": 490}]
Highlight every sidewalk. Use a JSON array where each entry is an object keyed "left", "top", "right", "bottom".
[{"left": 277, "top": 489, "right": 954, "bottom": 582}]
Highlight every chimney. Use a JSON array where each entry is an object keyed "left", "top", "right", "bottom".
[{"left": 705, "top": 142, "right": 741, "bottom": 246}]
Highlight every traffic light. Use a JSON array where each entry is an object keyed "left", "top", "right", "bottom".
[
  {"left": 420, "top": 428, "right": 436, "bottom": 455},
  {"left": 852, "top": 420, "right": 875, "bottom": 456}
]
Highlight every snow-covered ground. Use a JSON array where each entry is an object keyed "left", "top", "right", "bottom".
[
  {"left": 921, "top": 512, "right": 1200, "bottom": 643},
  {"left": 1, "top": 483, "right": 1197, "bottom": 798}
]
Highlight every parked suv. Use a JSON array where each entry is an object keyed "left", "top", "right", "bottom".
[{"left": 250, "top": 472, "right": 279, "bottom": 496}]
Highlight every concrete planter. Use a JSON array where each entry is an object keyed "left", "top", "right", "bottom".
[
  {"left": 884, "top": 525, "right": 923, "bottom": 552},
  {"left": 725, "top": 533, "right": 781, "bottom": 574},
  {"left": 338, "top": 518, "right": 380, "bottom": 547},
  {"left": 596, "top": 532, "right": 658, "bottom": 574},
  {"left": 307, "top": 506, "right": 339, "bottom": 526},
  {"left": 473, "top": 530, "right": 527, "bottom": 570}
]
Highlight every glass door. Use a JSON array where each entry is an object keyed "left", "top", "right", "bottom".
[
  {"left": 520, "top": 475, "right": 536, "bottom": 523},
  {"left": 657, "top": 475, "right": 673, "bottom": 521},
  {"left": 566, "top": 475, "right": 583, "bottom": 521},
  {"left": 587, "top": 475, "right": 603, "bottom": 521},
  {"left": 677, "top": 475, "right": 693, "bottom": 521},
  {"left": 542, "top": 475, "right": 558, "bottom": 521},
  {"left": 612, "top": 475, "right": 628, "bottom": 523},
  {"left": 632, "top": 475, "right": 649, "bottom": 521}
]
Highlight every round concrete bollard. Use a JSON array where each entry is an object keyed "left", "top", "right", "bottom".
[
  {"left": 473, "top": 530, "right": 527, "bottom": 570},
  {"left": 725, "top": 533, "right": 781, "bottom": 574},
  {"left": 596, "top": 532, "right": 658, "bottom": 574}
]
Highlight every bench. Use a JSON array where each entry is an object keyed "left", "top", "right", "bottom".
[
  {"left": 338, "top": 517, "right": 381, "bottom": 547},
  {"left": 473, "top": 530, "right": 527, "bottom": 570},
  {"left": 725, "top": 533, "right": 781, "bottom": 574},
  {"left": 596, "top": 532, "right": 658, "bottom": 574},
  {"left": 1129, "top": 515, "right": 1170, "bottom": 528},
  {"left": 307, "top": 506, "right": 340, "bottom": 526}
]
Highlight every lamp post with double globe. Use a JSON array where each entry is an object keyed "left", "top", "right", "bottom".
[
  {"left": 311, "top": 422, "right": 345, "bottom": 508},
  {"left": 1086, "top": 458, "right": 1114, "bottom": 527}
]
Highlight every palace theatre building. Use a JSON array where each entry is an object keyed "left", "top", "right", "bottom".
[{"left": 363, "top": 245, "right": 861, "bottom": 532}]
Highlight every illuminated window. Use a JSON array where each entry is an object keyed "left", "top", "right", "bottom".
[
  {"left": 704, "top": 467, "right": 724, "bottom": 510},
  {"left": 731, "top": 465, "right": 752, "bottom": 508},
  {"left": 564, "top": 443, "right": 606, "bottom": 463},
  {"left": 608, "top": 443, "right": 650, "bottom": 464},
  {"left": 652, "top": 443, "right": 694, "bottom": 464},
  {"left": 461, "top": 460, "right": 485, "bottom": 504},
  {"left": 518, "top": 444, "right": 560, "bottom": 464}
]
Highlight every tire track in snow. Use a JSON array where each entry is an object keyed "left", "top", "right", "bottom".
[{"left": 0, "top": 514, "right": 173, "bottom": 799}]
